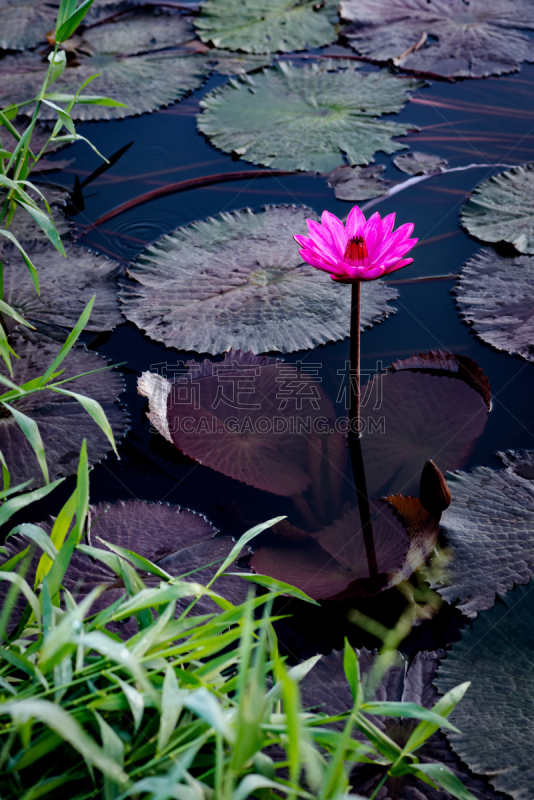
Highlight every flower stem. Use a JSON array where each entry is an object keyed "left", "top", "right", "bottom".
[{"left": 349, "top": 281, "right": 378, "bottom": 578}]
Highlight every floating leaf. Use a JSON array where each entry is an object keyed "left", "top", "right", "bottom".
[
  {"left": 327, "top": 164, "right": 393, "bottom": 202},
  {"left": 250, "top": 500, "right": 411, "bottom": 600},
  {"left": 197, "top": 61, "right": 421, "bottom": 172},
  {"left": 194, "top": 0, "right": 338, "bottom": 54},
  {"left": 304, "top": 648, "right": 504, "bottom": 799},
  {"left": 140, "top": 349, "right": 347, "bottom": 501},
  {"left": 437, "top": 581, "right": 534, "bottom": 800},
  {"left": 207, "top": 50, "right": 273, "bottom": 75},
  {"left": 120, "top": 205, "right": 398, "bottom": 354},
  {"left": 394, "top": 151, "right": 448, "bottom": 175},
  {"left": 0, "top": 184, "right": 70, "bottom": 246},
  {"left": 455, "top": 247, "right": 534, "bottom": 362},
  {"left": 385, "top": 494, "right": 440, "bottom": 587},
  {"left": 340, "top": 0, "right": 534, "bottom": 78},
  {"left": 360, "top": 352, "right": 490, "bottom": 497},
  {"left": 461, "top": 164, "right": 534, "bottom": 253},
  {"left": 0, "top": 330, "right": 128, "bottom": 487},
  {"left": 1, "top": 500, "right": 249, "bottom": 635},
  {"left": 437, "top": 449, "right": 534, "bottom": 617},
  {"left": 2, "top": 241, "right": 123, "bottom": 333},
  {"left": 0, "top": 0, "right": 57, "bottom": 50},
  {"left": 0, "top": 9, "right": 210, "bottom": 121}
]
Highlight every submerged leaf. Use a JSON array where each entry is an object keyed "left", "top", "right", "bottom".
[
  {"left": 302, "top": 648, "right": 503, "bottom": 799},
  {"left": 455, "top": 247, "right": 534, "bottom": 362},
  {"left": 340, "top": 0, "right": 534, "bottom": 78},
  {"left": 250, "top": 500, "right": 410, "bottom": 600},
  {"left": 139, "top": 349, "right": 346, "bottom": 499},
  {"left": 437, "top": 581, "right": 534, "bottom": 800},
  {"left": 120, "top": 205, "right": 398, "bottom": 354},
  {"left": 0, "top": 9, "right": 210, "bottom": 121},
  {"left": 194, "top": 0, "right": 338, "bottom": 54},
  {"left": 0, "top": 330, "right": 128, "bottom": 487},
  {"left": 197, "top": 61, "right": 421, "bottom": 172},
  {"left": 2, "top": 242, "right": 123, "bottom": 333},
  {"left": 437, "top": 449, "right": 534, "bottom": 616},
  {"left": 461, "top": 164, "right": 534, "bottom": 253},
  {"left": 360, "top": 352, "right": 490, "bottom": 497},
  {"left": 327, "top": 164, "right": 393, "bottom": 202},
  {"left": 394, "top": 151, "right": 448, "bottom": 175}
]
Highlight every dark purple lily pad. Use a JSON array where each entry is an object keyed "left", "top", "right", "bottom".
[
  {"left": 437, "top": 581, "right": 534, "bottom": 800},
  {"left": 455, "top": 247, "right": 534, "bottom": 362},
  {"left": 0, "top": 8, "right": 210, "bottom": 121},
  {"left": 0, "top": 499, "right": 251, "bottom": 638},
  {"left": 1, "top": 330, "right": 128, "bottom": 487},
  {"left": 360, "top": 352, "right": 490, "bottom": 497},
  {"left": 327, "top": 164, "right": 394, "bottom": 202},
  {"left": 2, "top": 242, "right": 123, "bottom": 333},
  {"left": 340, "top": 0, "right": 534, "bottom": 78},
  {"left": 120, "top": 205, "right": 398, "bottom": 354},
  {"left": 302, "top": 647, "right": 505, "bottom": 800},
  {"left": 139, "top": 349, "right": 347, "bottom": 500},
  {"left": 249, "top": 499, "right": 411, "bottom": 600},
  {"left": 437, "top": 449, "right": 534, "bottom": 616},
  {"left": 0, "top": 0, "right": 57, "bottom": 50}
]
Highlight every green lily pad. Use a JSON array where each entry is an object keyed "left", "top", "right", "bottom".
[
  {"left": 327, "top": 163, "right": 393, "bottom": 201},
  {"left": 461, "top": 163, "right": 534, "bottom": 254},
  {"left": 207, "top": 50, "right": 273, "bottom": 75},
  {"left": 340, "top": 0, "right": 534, "bottom": 78},
  {"left": 0, "top": 8, "right": 210, "bottom": 121},
  {"left": 0, "top": 330, "right": 128, "bottom": 487},
  {"left": 197, "top": 61, "right": 421, "bottom": 172},
  {"left": 437, "top": 449, "right": 534, "bottom": 617},
  {"left": 2, "top": 241, "right": 123, "bottom": 333},
  {"left": 437, "top": 581, "right": 534, "bottom": 799},
  {"left": 394, "top": 151, "right": 448, "bottom": 175},
  {"left": 194, "top": 0, "right": 338, "bottom": 55},
  {"left": 455, "top": 247, "right": 534, "bottom": 362},
  {"left": 120, "top": 205, "right": 398, "bottom": 354}
]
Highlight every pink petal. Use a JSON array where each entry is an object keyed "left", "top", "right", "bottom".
[
  {"left": 379, "top": 213, "right": 396, "bottom": 238},
  {"left": 346, "top": 205, "right": 366, "bottom": 238},
  {"left": 364, "top": 212, "right": 381, "bottom": 255},
  {"left": 294, "top": 234, "right": 314, "bottom": 249},
  {"left": 382, "top": 257, "right": 413, "bottom": 275},
  {"left": 321, "top": 211, "right": 348, "bottom": 257},
  {"left": 299, "top": 248, "right": 344, "bottom": 275},
  {"left": 306, "top": 219, "right": 344, "bottom": 260}
]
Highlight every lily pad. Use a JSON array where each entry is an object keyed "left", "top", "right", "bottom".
[
  {"left": 0, "top": 8, "right": 210, "bottom": 121},
  {"left": 0, "top": 500, "right": 251, "bottom": 636},
  {"left": 0, "top": 330, "right": 128, "bottom": 487},
  {"left": 197, "top": 61, "right": 421, "bottom": 172},
  {"left": 2, "top": 241, "right": 123, "bottom": 332},
  {"left": 327, "top": 164, "right": 393, "bottom": 202},
  {"left": 437, "top": 449, "right": 534, "bottom": 617},
  {"left": 207, "top": 50, "right": 273, "bottom": 75},
  {"left": 120, "top": 205, "right": 398, "bottom": 354},
  {"left": 0, "top": 183, "right": 71, "bottom": 245},
  {"left": 340, "top": 0, "right": 534, "bottom": 78},
  {"left": 0, "top": 0, "right": 57, "bottom": 51},
  {"left": 194, "top": 0, "right": 338, "bottom": 55},
  {"left": 139, "top": 349, "right": 347, "bottom": 501},
  {"left": 437, "top": 581, "right": 534, "bottom": 800},
  {"left": 303, "top": 648, "right": 505, "bottom": 800},
  {"left": 250, "top": 500, "right": 411, "bottom": 600},
  {"left": 461, "top": 163, "right": 534, "bottom": 253},
  {"left": 360, "top": 352, "right": 490, "bottom": 497},
  {"left": 394, "top": 151, "right": 448, "bottom": 175},
  {"left": 455, "top": 247, "right": 534, "bottom": 362}
]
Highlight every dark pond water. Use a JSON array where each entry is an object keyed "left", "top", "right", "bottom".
[{"left": 28, "top": 55, "right": 534, "bottom": 659}]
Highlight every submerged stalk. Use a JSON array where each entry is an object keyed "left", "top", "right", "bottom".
[{"left": 348, "top": 281, "right": 377, "bottom": 578}]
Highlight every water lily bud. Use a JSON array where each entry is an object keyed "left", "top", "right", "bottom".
[{"left": 419, "top": 460, "right": 452, "bottom": 514}]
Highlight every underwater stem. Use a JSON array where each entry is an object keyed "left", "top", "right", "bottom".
[{"left": 349, "top": 281, "right": 378, "bottom": 578}]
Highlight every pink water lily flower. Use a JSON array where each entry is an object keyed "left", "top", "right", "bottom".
[{"left": 294, "top": 205, "right": 417, "bottom": 282}]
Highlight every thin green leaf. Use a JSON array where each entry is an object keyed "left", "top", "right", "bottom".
[
  {"left": 41, "top": 296, "right": 95, "bottom": 382},
  {"left": 406, "top": 763, "right": 477, "bottom": 800},
  {"left": 2, "top": 402, "right": 48, "bottom": 483},
  {"left": 403, "top": 682, "right": 471, "bottom": 755},
  {"left": 208, "top": 517, "right": 285, "bottom": 587},
  {"left": 56, "top": 0, "right": 95, "bottom": 41},
  {"left": 0, "top": 229, "right": 39, "bottom": 292},
  {"left": 362, "top": 701, "right": 460, "bottom": 732},
  {"left": 230, "top": 574, "right": 320, "bottom": 605},
  {"left": 9, "top": 523, "right": 58, "bottom": 561},
  {"left": 16, "top": 200, "right": 66, "bottom": 257},
  {"left": 52, "top": 388, "right": 117, "bottom": 455}
]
